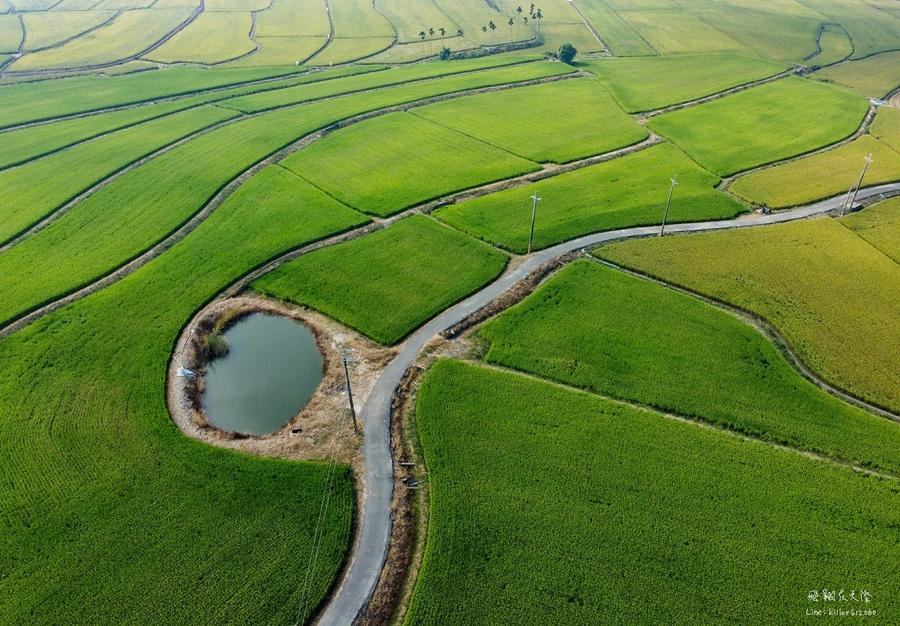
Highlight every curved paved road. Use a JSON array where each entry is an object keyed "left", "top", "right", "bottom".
[{"left": 317, "top": 182, "right": 900, "bottom": 625}]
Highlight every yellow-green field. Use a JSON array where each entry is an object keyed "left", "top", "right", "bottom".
[{"left": 597, "top": 217, "right": 900, "bottom": 413}]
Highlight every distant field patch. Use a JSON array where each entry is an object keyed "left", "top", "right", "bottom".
[
  {"left": 648, "top": 77, "right": 869, "bottom": 175},
  {"left": 575, "top": 0, "right": 656, "bottom": 55},
  {"left": 9, "top": 9, "right": 193, "bottom": 71},
  {"left": 435, "top": 143, "right": 742, "bottom": 253},
  {"left": 840, "top": 196, "right": 900, "bottom": 263},
  {"left": 281, "top": 111, "right": 540, "bottom": 217},
  {"left": 413, "top": 78, "right": 647, "bottom": 163},
  {"left": 816, "top": 50, "right": 900, "bottom": 98},
  {"left": 481, "top": 260, "right": 900, "bottom": 473},
  {"left": 21, "top": 11, "right": 113, "bottom": 51},
  {"left": 597, "top": 217, "right": 900, "bottom": 412},
  {"left": 582, "top": 53, "right": 787, "bottom": 112},
  {"left": 220, "top": 56, "right": 554, "bottom": 113},
  {"left": 618, "top": 10, "right": 739, "bottom": 53},
  {"left": 729, "top": 134, "right": 900, "bottom": 208},
  {"left": 253, "top": 215, "right": 508, "bottom": 344},
  {"left": 147, "top": 11, "right": 255, "bottom": 64},
  {"left": 407, "top": 359, "right": 900, "bottom": 624},
  {"left": 254, "top": 0, "right": 329, "bottom": 37},
  {"left": 307, "top": 37, "right": 395, "bottom": 65},
  {"left": 0, "top": 13, "right": 22, "bottom": 53},
  {"left": 226, "top": 36, "right": 326, "bottom": 67}
]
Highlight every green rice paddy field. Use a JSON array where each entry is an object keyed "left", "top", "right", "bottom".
[
  {"left": 2, "top": 2, "right": 900, "bottom": 623},
  {"left": 648, "top": 77, "right": 869, "bottom": 176},
  {"left": 407, "top": 359, "right": 900, "bottom": 624},
  {"left": 598, "top": 217, "right": 900, "bottom": 413},
  {"left": 0, "top": 163, "right": 367, "bottom": 623},
  {"left": 480, "top": 260, "right": 900, "bottom": 473},
  {"left": 254, "top": 215, "right": 508, "bottom": 345},
  {"left": 435, "top": 143, "right": 743, "bottom": 253}
]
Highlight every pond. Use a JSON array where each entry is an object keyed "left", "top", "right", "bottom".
[{"left": 202, "top": 313, "right": 324, "bottom": 435}]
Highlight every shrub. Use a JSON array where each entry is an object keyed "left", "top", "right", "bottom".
[{"left": 558, "top": 43, "right": 577, "bottom": 64}]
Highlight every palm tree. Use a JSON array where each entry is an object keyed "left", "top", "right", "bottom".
[
  {"left": 481, "top": 24, "right": 488, "bottom": 44},
  {"left": 428, "top": 27, "right": 435, "bottom": 53},
  {"left": 419, "top": 30, "right": 426, "bottom": 54},
  {"left": 508, "top": 16, "right": 514, "bottom": 40},
  {"left": 488, "top": 20, "right": 496, "bottom": 44},
  {"left": 523, "top": 15, "right": 529, "bottom": 33},
  {"left": 515, "top": 6, "right": 523, "bottom": 38},
  {"left": 535, "top": 8, "right": 543, "bottom": 35},
  {"left": 439, "top": 26, "right": 446, "bottom": 41},
  {"left": 456, "top": 28, "right": 464, "bottom": 38}
]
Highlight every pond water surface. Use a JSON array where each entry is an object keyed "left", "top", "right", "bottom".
[{"left": 202, "top": 313, "right": 324, "bottom": 435}]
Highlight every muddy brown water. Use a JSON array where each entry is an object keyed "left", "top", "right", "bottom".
[{"left": 202, "top": 313, "right": 324, "bottom": 435}]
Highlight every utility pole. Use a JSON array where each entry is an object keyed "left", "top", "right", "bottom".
[
  {"left": 660, "top": 175, "right": 677, "bottom": 237},
  {"left": 175, "top": 328, "right": 195, "bottom": 378},
  {"left": 843, "top": 153, "right": 873, "bottom": 216},
  {"left": 528, "top": 193, "right": 541, "bottom": 254},
  {"left": 340, "top": 347, "right": 359, "bottom": 432}
]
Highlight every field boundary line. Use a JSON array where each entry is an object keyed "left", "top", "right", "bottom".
[
  {"left": 591, "top": 257, "right": 900, "bottom": 423},
  {"left": 0, "top": 71, "right": 579, "bottom": 339},
  {"left": 477, "top": 361, "right": 898, "bottom": 481}
]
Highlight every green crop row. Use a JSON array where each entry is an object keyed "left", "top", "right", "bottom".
[
  {"left": 597, "top": 217, "right": 900, "bottom": 413},
  {"left": 435, "top": 142, "right": 743, "bottom": 253},
  {"left": 582, "top": 52, "right": 787, "bottom": 113},
  {"left": 281, "top": 111, "right": 541, "bottom": 217},
  {"left": 648, "top": 77, "right": 869, "bottom": 176},
  {"left": 407, "top": 359, "right": 900, "bottom": 624},
  {"left": 0, "top": 64, "right": 380, "bottom": 168},
  {"left": 218, "top": 54, "right": 554, "bottom": 113},
  {"left": 0, "top": 164, "right": 367, "bottom": 623},
  {"left": 481, "top": 260, "right": 900, "bottom": 473},
  {"left": 254, "top": 215, "right": 508, "bottom": 345},
  {"left": 0, "top": 61, "right": 565, "bottom": 327},
  {"left": 411, "top": 77, "right": 648, "bottom": 164},
  {"left": 0, "top": 105, "right": 240, "bottom": 245}
]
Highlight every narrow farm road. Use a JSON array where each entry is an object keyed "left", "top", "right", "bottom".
[{"left": 317, "top": 181, "right": 900, "bottom": 626}]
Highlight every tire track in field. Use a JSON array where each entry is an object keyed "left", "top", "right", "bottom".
[
  {"left": 312, "top": 181, "right": 900, "bottom": 626},
  {"left": 0, "top": 71, "right": 579, "bottom": 339}
]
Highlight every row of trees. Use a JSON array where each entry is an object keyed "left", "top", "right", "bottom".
[{"left": 417, "top": 4, "right": 546, "bottom": 54}]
